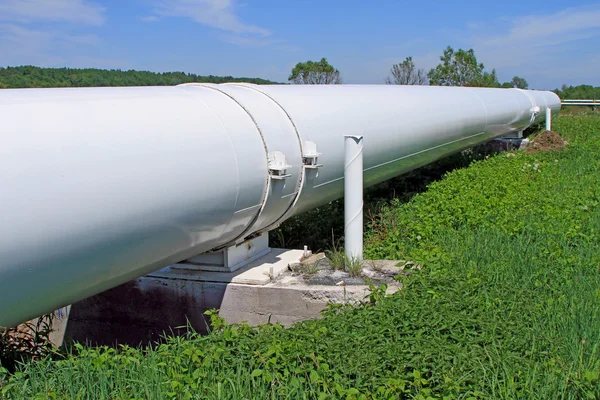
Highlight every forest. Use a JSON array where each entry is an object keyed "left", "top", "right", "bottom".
[{"left": 0, "top": 66, "right": 278, "bottom": 88}]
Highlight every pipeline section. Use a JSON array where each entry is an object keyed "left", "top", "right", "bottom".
[{"left": 0, "top": 84, "right": 560, "bottom": 328}]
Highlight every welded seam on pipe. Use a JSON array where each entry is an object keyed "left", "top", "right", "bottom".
[
  {"left": 232, "top": 84, "right": 308, "bottom": 231},
  {"left": 515, "top": 88, "right": 539, "bottom": 128},
  {"left": 194, "top": 84, "right": 275, "bottom": 246},
  {"left": 465, "top": 89, "right": 489, "bottom": 133},
  {"left": 175, "top": 87, "right": 244, "bottom": 244}
]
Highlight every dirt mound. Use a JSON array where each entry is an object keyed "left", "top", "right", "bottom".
[{"left": 527, "top": 130, "right": 567, "bottom": 153}]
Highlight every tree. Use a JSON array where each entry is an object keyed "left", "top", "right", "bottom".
[
  {"left": 427, "top": 46, "right": 499, "bottom": 87},
  {"left": 499, "top": 76, "right": 528, "bottom": 89},
  {"left": 385, "top": 57, "right": 428, "bottom": 85},
  {"left": 510, "top": 76, "right": 528, "bottom": 89},
  {"left": 288, "top": 58, "right": 341, "bottom": 84}
]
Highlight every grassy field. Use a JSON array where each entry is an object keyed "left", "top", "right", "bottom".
[{"left": 1, "top": 113, "right": 600, "bottom": 399}]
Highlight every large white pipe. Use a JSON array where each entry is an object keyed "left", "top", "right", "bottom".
[
  {"left": 0, "top": 85, "right": 560, "bottom": 328},
  {"left": 344, "top": 135, "right": 363, "bottom": 261}
]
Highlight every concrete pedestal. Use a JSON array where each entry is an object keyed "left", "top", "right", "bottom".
[{"left": 57, "top": 249, "right": 393, "bottom": 346}]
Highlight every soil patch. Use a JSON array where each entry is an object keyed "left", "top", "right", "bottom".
[{"left": 527, "top": 130, "right": 567, "bottom": 153}]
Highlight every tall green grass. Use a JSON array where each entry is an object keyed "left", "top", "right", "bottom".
[{"left": 2, "top": 114, "right": 600, "bottom": 399}]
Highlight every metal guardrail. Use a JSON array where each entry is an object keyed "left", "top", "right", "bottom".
[{"left": 561, "top": 99, "right": 599, "bottom": 106}]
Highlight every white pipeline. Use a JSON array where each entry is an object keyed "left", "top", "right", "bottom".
[{"left": 0, "top": 84, "right": 561, "bottom": 328}]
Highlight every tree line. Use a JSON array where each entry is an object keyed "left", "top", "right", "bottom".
[
  {"left": 289, "top": 47, "right": 598, "bottom": 99},
  {"left": 289, "top": 47, "right": 529, "bottom": 89},
  {"left": 2, "top": 49, "right": 597, "bottom": 99},
  {"left": 0, "top": 66, "right": 277, "bottom": 89},
  {"left": 553, "top": 84, "right": 600, "bottom": 100}
]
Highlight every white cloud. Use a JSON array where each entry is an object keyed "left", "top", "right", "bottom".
[
  {"left": 152, "top": 0, "right": 270, "bottom": 36},
  {"left": 0, "top": 0, "right": 106, "bottom": 26},
  {"left": 468, "top": 5, "right": 600, "bottom": 87}
]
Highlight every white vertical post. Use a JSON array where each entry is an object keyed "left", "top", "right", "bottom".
[
  {"left": 546, "top": 107, "right": 552, "bottom": 131},
  {"left": 344, "top": 135, "right": 363, "bottom": 262}
]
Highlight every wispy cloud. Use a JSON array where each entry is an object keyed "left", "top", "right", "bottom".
[
  {"left": 0, "top": 23, "right": 101, "bottom": 49},
  {"left": 346, "top": 5, "right": 600, "bottom": 87},
  {"left": 221, "top": 34, "right": 274, "bottom": 47},
  {"left": 69, "top": 55, "right": 131, "bottom": 70},
  {"left": 0, "top": 24, "right": 65, "bottom": 66},
  {"left": 152, "top": 0, "right": 270, "bottom": 36},
  {"left": 352, "top": 49, "right": 440, "bottom": 84},
  {"left": 0, "top": 0, "right": 106, "bottom": 26},
  {"left": 0, "top": 0, "right": 107, "bottom": 68},
  {"left": 482, "top": 6, "right": 600, "bottom": 47},
  {"left": 220, "top": 33, "right": 299, "bottom": 51},
  {"left": 0, "top": 23, "right": 103, "bottom": 67},
  {"left": 139, "top": 15, "right": 160, "bottom": 22},
  {"left": 0, "top": 24, "right": 51, "bottom": 46},
  {"left": 469, "top": 5, "right": 600, "bottom": 86},
  {"left": 63, "top": 33, "right": 101, "bottom": 46}
]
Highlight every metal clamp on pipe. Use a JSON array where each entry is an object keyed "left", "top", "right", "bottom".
[
  {"left": 268, "top": 151, "right": 292, "bottom": 179},
  {"left": 302, "top": 140, "right": 323, "bottom": 169}
]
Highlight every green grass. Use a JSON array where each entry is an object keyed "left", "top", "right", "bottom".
[
  {"left": 324, "top": 250, "right": 364, "bottom": 277},
  {"left": 325, "top": 249, "right": 347, "bottom": 271},
  {"left": 2, "top": 114, "right": 600, "bottom": 399},
  {"left": 345, "top": 256, "right": 364, "bottom": 277}
]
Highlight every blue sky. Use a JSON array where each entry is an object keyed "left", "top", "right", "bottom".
[{"left": 0, "top": 0, "right": 599, "bottom": 89}]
